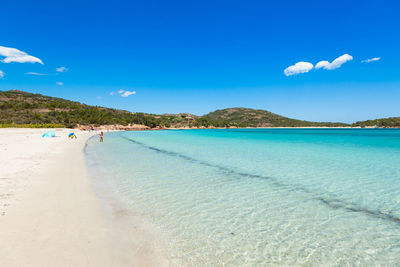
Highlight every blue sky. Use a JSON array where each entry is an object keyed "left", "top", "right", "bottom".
[{"left": 1, "top": 0, "right": 399, "bottom": 123}]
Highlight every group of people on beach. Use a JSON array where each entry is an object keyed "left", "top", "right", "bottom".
[
  {"left": 89, "top": 125, "right": 104, "bottom": 142},
  {"left": 87, "top": 125, "right": 104, "bottom": 142}
]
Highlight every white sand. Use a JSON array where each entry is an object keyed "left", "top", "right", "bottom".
[{"left": 0, "top": 128, "right": 168, "bottom": 266}]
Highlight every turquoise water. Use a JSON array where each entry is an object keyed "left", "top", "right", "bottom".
[{"left": 85, "top": 129, "right": 400, "bottom": 266}]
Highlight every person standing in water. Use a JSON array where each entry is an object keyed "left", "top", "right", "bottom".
[{"left": 99, "top": 131, "right": 104, "bottom": 142}]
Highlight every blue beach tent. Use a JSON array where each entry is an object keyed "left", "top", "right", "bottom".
[{"left": 42, "top": 131, "right": 55, "bottom": 138}]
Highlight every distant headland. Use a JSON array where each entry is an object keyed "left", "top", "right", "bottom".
[{"left": 1, "top": 90, "right": 399, "bottom": 129}]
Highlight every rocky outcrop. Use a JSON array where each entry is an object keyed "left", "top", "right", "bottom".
[{"left": 75, "top": 124, "right": 151, "bottom": 131}]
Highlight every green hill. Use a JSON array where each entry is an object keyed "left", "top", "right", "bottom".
[
  {"left": 0, "top": 90, "right": 356, "bottom": 128},
  {"left": 0, "top": 90, "right": 165, "bottom": 128},
  {"left": 352, "top": 117, "right": 400, "bottom": 128},
  {"left": 202, "top": 108, "right": 348, "bottom": 127}
]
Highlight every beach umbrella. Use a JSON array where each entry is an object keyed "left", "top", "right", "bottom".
[
  {"left": 68, "top": 133, "right": 76, "bottom": 139},
  {"left": 42, "top": 131, "right": 55, "bottom": 138}
]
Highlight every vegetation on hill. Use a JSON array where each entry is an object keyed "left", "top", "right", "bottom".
[
  {"left": 0, "top": 90, "right": 165, "bottom": 128},
  {"left": 352, "top": 117, "right": 400, "bottom": 128},
  {"left": 202, "top": 108, "right": 348, "bottom": 127},
  {"left": 5, "top": 90, "right": 397, "bottom": 129}
]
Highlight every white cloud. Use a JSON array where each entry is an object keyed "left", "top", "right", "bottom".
[
  {"left": 56, "top": 66, "right": 68, "bottom": 72},
  {"left": 56, "top": 82, "right": 64, "bottom": 86},
  {"left": 361, "top": 57, "right": 380, "bottom": 63},
  {"left": 121, "top": 90, "right": 136, "bottom": 97},
  {"left": 316, "top": 54, "right": 353, "bottom": 70},
  {"left": 0, "top": 70, "right": 4, "bottom": 78},
  {"left": 0, "top": 45, "right": 43, "bottom": 64},
  {"left": 284, "top": 61, "right": 313, "bottom": 76},
  {"left": 25, "top": 72, "right": 48, "bottom": 75},
  {"left": 315, "top": 61, "right": 330, "bottom": 69},
  {"left": 115, "top": 89, "right": 136, "bottom": 97}
]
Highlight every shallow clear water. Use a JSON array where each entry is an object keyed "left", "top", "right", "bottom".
[{"left": 85, "top": 129, "right": 400, "bottom": 266}]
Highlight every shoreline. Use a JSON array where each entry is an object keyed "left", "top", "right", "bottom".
[
  {"left": 0, "top": 128, "right": 167, "bottom": 266},
  {"left": 1, "top": 125, "right": 398, "bottom": 133},
  {"left": 2, "top": 128, "right": 398, "bottom": 265},
  {"left": 84, "top": 134, "right": 171, "bottom": 266}
]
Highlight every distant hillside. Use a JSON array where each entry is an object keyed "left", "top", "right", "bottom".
[
  {"left": 0, "top": 90, "right": 358, "bottom": 129},
  {"left": 352, "top": 117, "right": 400, "bottom": 128},
  {"left": 0, "top": 90, "right": 165, "bottom": 128},
  {"left": 202, "top": 108, "right": 348, "bottom": 127}
]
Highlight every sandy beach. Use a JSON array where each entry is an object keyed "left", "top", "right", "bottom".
[{"left": 0, "top": 128, "right": 167, "bottom": 267}]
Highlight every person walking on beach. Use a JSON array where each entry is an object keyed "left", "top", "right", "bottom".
[{"left": 100, "top": 131, "right": 104, "bottom": 142}]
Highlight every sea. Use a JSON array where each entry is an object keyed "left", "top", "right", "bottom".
[{"left": 85, "top": 129, "right": 400, "bottom": 266}]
